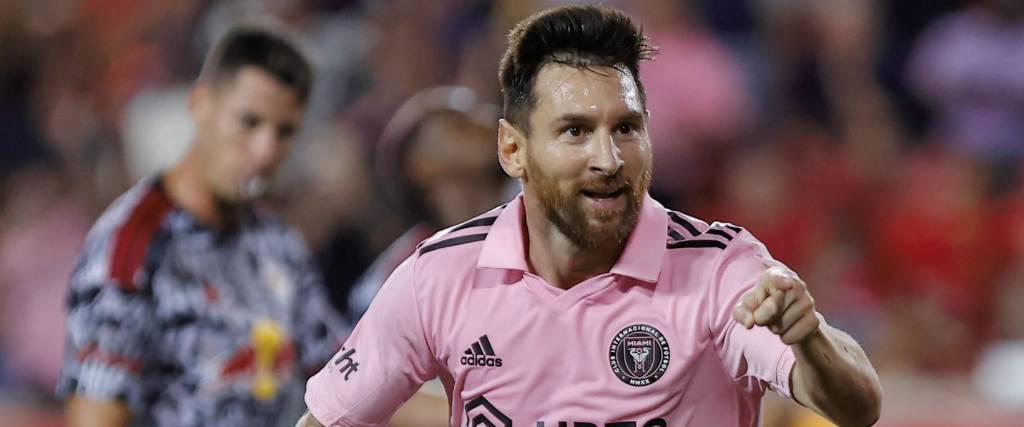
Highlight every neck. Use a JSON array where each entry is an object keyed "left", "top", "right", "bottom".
[
  {"left": 522, "top": 197, "right": 625, "bottom": 290},
  {"left": 163, "top": 148, "right": 238, "bottom": 230}
]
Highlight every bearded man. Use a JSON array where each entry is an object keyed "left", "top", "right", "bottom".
[{"left": 297, "top": 5, "right": 881, "bottom": 427}]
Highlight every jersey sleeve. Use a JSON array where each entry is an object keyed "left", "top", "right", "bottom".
[
  {"left": 708, "top": 228, "right": 796, "bottom": 399},
  {"left": 304, "top": 254, "right": 439, "bottom": 426},
  {"left": 55, "top": 243, "right": 155, "bottom": 412}
]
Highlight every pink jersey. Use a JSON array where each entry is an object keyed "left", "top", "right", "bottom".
[{"left": 306, "top": 193, "right": 796, "bottom": 426}]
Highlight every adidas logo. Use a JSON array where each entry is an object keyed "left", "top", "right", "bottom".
[{"left": 460, "top": 335, "right": 503, "bottom": 367}]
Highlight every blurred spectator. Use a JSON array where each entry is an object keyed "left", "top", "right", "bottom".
[
  {"left": 0, "top": 5, "right": 50, "bottom": 179},
  {"left": 279, "top": 122, "right": 381, "bottom": 314},
  {"left": 875, "top": 0, "right": 961, "bottom": 137},
  {"left": 867, "top": 148, "right": 997, "bottom": 372},
  {"left": 908, "top": 0, "right": 1024, "bottom": 166},
  {"left": 622, "top": 0, "right": 754, "bottom": 209},
  {"left": 761, "top": 0, "right": 904, "bottom": 184},
  {"left": 340, "top": 2, "right": 449, "bottom": 149},
  {"left": 348, "top": 85, "right": 506, "bottom": 322},
  {"left": 0, "top": 163, "right": 92, "bottom": 393}
]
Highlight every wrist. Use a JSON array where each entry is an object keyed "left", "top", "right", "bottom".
[{"left": 792, "top": 312, "right": 828, "bottom": 358}]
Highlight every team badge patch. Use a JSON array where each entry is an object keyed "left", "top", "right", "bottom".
[{"left": 609, "top": 324, "right": 670, "bottom": 387}]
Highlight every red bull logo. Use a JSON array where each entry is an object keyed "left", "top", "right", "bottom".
[{"left": 218, "top": 319, "right": 296, "bottom": 400}]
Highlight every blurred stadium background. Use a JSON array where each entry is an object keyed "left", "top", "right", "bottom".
[{"left": 1, "top": 0, "right": 1023, "bottom": 425}]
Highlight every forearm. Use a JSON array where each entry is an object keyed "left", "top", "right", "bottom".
[{"left": 791, "top": 321, "right": 882, "bottom": 426}]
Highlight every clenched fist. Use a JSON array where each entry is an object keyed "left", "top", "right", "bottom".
[{"left": 732, "top": 266, "right": 820, "bottom": 345}]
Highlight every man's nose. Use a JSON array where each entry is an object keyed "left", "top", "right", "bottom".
[
  {"left": 589, "top": 130, "right": 624, "bottom": 176},
  {"left": 249, "top": 127, "right": 288, "bottom": 172}
]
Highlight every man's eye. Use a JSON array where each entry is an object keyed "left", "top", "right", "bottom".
[
  {"left": 616, "top": 123, "right": 635, "bottom": 135},
  {"left": 278, "top": 124, "right": 296, "bottom": 140},
  {"left": 241, "top": 115, "right": 260, "bottom": 129},
  {"left": 565, "top": 126, "right": 583, "bottom": 137}
]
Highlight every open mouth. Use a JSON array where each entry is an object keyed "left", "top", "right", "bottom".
[{"left": 581, "top": 187, "right": 626, "bottom": 199}]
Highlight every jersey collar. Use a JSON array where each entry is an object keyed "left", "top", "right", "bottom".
[{"left": 478, "top": 192, "right": 667, "bottom": 283}]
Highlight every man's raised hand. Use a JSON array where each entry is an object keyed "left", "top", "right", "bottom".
[{"left": 732, "top": 266, "right": 820, "bottom": 345}]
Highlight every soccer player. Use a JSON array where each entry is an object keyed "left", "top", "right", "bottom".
[
  {"left": 58, "top": 22, "right": 347, "bottom": 426},
  {"left": 298, "top": 5, "right": 881, "bottom": 427}
]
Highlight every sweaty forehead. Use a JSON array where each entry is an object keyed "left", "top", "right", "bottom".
[{"left": 531, "top": 63, "right": 643, "bottom": 117}]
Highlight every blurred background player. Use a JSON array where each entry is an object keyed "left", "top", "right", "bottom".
[
  {"left": 346, "top": 85, "right": 507, "bottom": 322},
  {"left": 347, "top": 85, "right": 507, "bottom": 426},
  {"left": 55, "top": 21, "right": 348, "bottom": 427}
]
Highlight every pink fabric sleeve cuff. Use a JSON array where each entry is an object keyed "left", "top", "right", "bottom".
[
  {"left": 774, "top": 346, "right": 797, "bottom": 399},
  {"left": 306, "top": 372, "right": 344, "bottom": 426}
]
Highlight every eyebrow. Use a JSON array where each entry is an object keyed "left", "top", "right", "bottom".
[
  {"left": 553, "top": 111, "right": 644, "bottom": 125},
  {"left": 553, "top": 113, "right": 597, "bottom": 126},
  {"left": 617, "top": 110, "right": 645, "bottom": 124}
]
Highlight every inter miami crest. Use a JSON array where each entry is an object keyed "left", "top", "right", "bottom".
[{"left": 609, "top": 324, "right": 670, "bottom": 387}]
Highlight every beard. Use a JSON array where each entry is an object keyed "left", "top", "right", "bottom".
[{"left": 529, "top": 159, "right": 652, "bottom": 250}]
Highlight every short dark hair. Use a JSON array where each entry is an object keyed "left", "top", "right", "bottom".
[
  {"left": 498, "top": 5, "right": 656, "bottom": 134},
  {"left": 200, "top": 21, "right": 314, "bottom": 103}
]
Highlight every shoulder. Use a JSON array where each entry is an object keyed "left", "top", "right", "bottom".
[
  {"left": 84, "top": 178, "right": 171, "bottom": 247},
  {"left": 74, "top": 178, "right": 176, "bottom": 293},
  {"left": 415, "top": 204, "right": 506, "bottom": 258},
  {"left": 662, "top": 211, "right": 779, "bottom": 308},
  {"left": 408, "top": 204, "right": 507, "bottom": 280},
  {"left": 664, "top": 209, "right": 746, "bottom": 253},
  {"left": 663, "top": 209, "right": 773, "bottom": 274}
]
